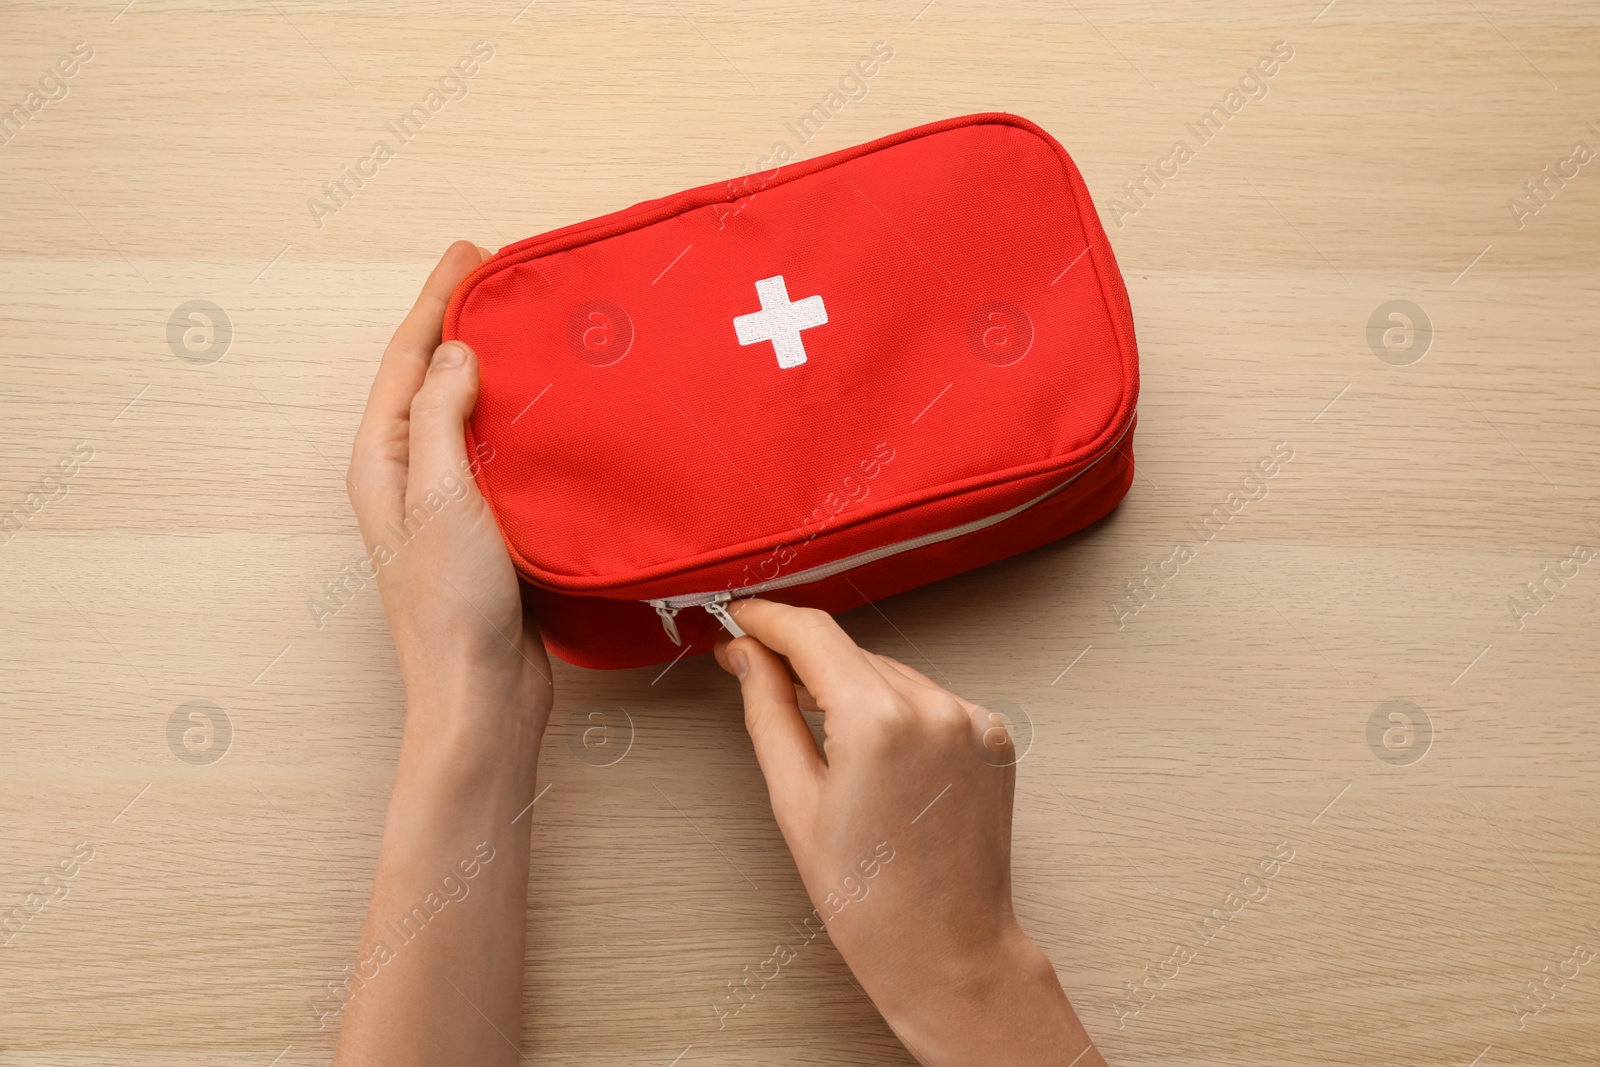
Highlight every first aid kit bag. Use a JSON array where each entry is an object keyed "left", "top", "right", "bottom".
[{"left": 443, "top": 112, "right": 1140, "bottom": 669}]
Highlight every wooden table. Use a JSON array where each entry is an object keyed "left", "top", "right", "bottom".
[{"left": 3, "top": 2, "right": 1596, "bottom": 1064}]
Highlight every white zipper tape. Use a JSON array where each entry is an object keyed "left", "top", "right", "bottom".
[{"left": 646, "top": 419, "right": 1132, "bottom": 642}]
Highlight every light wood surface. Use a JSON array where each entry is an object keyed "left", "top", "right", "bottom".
[{"left": 3, "top": 2, "right": 1597, "bottom": 1064}]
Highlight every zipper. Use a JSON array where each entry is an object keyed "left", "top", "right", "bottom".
[
  {"left": 647, "top": 591, "right": 747, "bottom": 645},
  {"left": 703, "top": 598, "right": 747, "bottom": 639},
  {"left": 645, "top": 421, "right": 1131, "bottom": 643},
  {"left": 652, "top": 603, "right": 683, "bottom": 645}
]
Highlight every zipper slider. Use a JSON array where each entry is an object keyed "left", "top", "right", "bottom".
[
  {"left": 648, "top": 600, "right": 682, "bottom": 646},
  {"left": 703, "top": 596, "right": 747, "bottom": 639}
]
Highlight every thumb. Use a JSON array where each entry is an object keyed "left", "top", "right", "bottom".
[
  {"left": 718, "top": 635, "right": 823, "bottom": 827},
  {"left": 406, "top": 340, "right": 482, "bottom": 506}
]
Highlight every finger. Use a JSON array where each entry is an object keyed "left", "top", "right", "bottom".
[
  {"left": 865, "top": 651, "right": 945, "bottom": 695},
  {"left": 372, "top": 240, "right": 486, "bottom": 423},
  {"left": 757, "top": 645, "right": 822, "bottom": 711},
  {"left": 715, "top": 634, "right": 819, "bottom": 710},
  {"left": 348, "top": 240, "right": 487, "bottom": 535},
  {"left": 715, "top": 637, "right": 821, "bottom": 714},
  {"left": 724, "top": 599, "right": 897, "bottom": 715},
  {"left": 406, "top": 340, "right": 481, "bottom": 510},
  {"left": 716, "top": 635, "right": 824, "bottom": 817},
  {"left": 865, "top": 652, "right": 987, "bottom": 715},
  {"left": 860, "top": 653, "right": 928, "bottom": 704}
]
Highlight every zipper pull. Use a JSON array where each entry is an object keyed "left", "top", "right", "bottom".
[
  {"left": 648, "top": 600, "right": 682, "bottom": 646},
  {"left": 704, "top": 597, "right": 746, "bottom": 639}
]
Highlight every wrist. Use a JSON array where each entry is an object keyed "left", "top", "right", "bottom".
[
  {"left": 883, "top": 926, "right": 1098, "bottom": 1067},
  {"left": 399, "top": 679, "right": 549, "bottom": 797}
]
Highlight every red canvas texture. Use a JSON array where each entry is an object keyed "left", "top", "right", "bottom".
[{"left": 444, "top": 112, "right": 1140, "bottom": 669}]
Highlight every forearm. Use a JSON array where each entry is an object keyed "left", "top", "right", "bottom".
[{"left": 334, "top": 693, "right": 543, "bottom": 1066}]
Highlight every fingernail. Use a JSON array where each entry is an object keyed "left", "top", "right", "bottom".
[
  {"left": 728, "top": 648, "right": 749, "bottom": 681},
  {"left": 434, "top": 342, "right": 467, "bottom": 369}
]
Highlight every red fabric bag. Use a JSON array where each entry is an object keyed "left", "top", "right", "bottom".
[{"left": 443, "top": 112, "right": 1139, "bottom": 669}]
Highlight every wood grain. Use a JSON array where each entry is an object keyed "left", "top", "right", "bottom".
[{"left": 2, "top": 2, "right": 1597, "bottom": 1064}]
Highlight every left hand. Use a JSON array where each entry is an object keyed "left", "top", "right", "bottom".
[
  {"left": 336, "top": 241, "right": 551, "bottom": 1066},
  {"left": 345, "top": 239, "right": 552, "bottom": 745}
]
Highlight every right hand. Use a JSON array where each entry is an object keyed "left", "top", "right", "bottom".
[{"left": 714, "top": 599, "right": 1104, "bottom": 1067}]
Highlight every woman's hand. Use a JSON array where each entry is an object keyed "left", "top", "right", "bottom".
[
  {"left": 335, "top": 241, "right": 551, "bottom": 1067},
  {"left": 715, "top": 599, "right": 1104, "bottom": 1067},
  {"left": 346, "top": 239, "right": 552, "bottom": 737}
]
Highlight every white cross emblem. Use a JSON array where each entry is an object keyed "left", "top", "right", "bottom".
[{"left": 733, "top": 275, "right": 828, "bottom": 369}]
